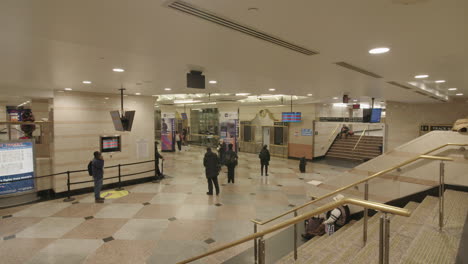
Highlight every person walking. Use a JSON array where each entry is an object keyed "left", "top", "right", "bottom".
[
  {"left": 224, "top": 144, "right": 238, "bottom": 183},
  {"left": 155, "top": 142, "right": 164, "bottom": 179},
  {"left": 92, "top": 151, "right": 105, "bottom": 203},
  {"left": 175, "top": 131, "right": 182, "bottom": 151},
  {"left": 203, "top": 147, "right": 220, "bottom": 195},
  {"left": 259, "top": 145, "right": 270, "bottom": 176}
]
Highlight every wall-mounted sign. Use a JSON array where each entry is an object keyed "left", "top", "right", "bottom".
[
  {"left": 0, "top": 140, "right": 35, "bottom": 195},
  {"left": 301, "top": 129, "right": 313, "bottom": 136},
  {"left": 274, "top": 122, "right": 289, "bottom": 126},
  {"left": 420, "top": 124, "right": 452, "bottom": 135},
  {"left": 319, "top": 117, "right": 364, "bottom": 122}
]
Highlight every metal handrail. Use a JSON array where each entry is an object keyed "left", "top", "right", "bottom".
[
  {"left": 177, "top": 198, "right": 411, "bottom": 264},
  {"left": 353, "top": 128, "right": 367, "bottom": 150},
  {"left": 252, "top": 142, "right": 467, "bottom": 226},
  {"left": 327, "top": 123, "right": 341, "bottom": 142}
]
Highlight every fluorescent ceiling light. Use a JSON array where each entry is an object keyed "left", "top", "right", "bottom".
[
  {"left": 164, "top": 88, "right": 171, "bottom": 91},
  {"left": 353, "top": 99, "right": 358, "bottom": 102},
  {"left": 307, "top": 94, "right": 313, "bottom": 96},
  {"left": 456, "top": 93, "right": 463, "bottom": 96},
  {"left": 435, "top": 80, "right": 445, "bottom": 83},
  {"left": 209, "top": 80, "right": 217, "bottom": 84},
  {"left": 113, "top": 68, "right": 125, "bottom": 72},
  {"left": 236, "top": 93, "right": 250, "bottom": 96},
  {"left": 369, "top": 47, "right": 390, "bottom": 54},
  {"left": 269, "top": 88, "right": 276, "bottom": 91},
  {"left": 135, "top": 93, "right": 141, "bottom": 95},
  {"left": 448, "top": 88, "right": 457, "bottom": 91},
  {"left": 82, "top": 81, "right": 92, "bottom": 84},
  {"left": 333, "top": 103, "right": 348, "bottom": 107},
  {"left": 333, "top": 97, "right": 339, "bottom": 99},
  {"left": 104, "top": 97, "right": 109, "bottom": 100},
  {"left": 174, "top": 99, "right": 201, "bottom": 104},
  {"left": 415, "top": 74, "right": 429, "bottom": 79},
  {"left": 64, "top": 88, "right": 72, "bottom": 91}
]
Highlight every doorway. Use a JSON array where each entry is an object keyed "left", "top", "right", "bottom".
[{"left": 263, "top": 127, "right": 270, "bottom": 147}]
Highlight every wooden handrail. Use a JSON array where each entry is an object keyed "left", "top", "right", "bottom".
[
  {"left": 353, "top": 128, "right": 367, "bottom": 150},
  {"left": 252, "top": 143, "right": 466, "bottom": 226},
  {"left": 177, "top": 198, "right": 411, "bottom": 264}
]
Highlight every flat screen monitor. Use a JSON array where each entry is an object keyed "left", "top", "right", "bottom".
[
  {"left": 370, "top": 108, "right": 382, "bottom": 123},
  {"left": 181, "top": 113, "right": 188, "bottom": 120},
  {"left": 100, "top": 136, "right": 121, "bottom": 153},
  {"left": 282, "top": 112, "right": 301, "bottom": 122},
  {"left": 187, "top": 71, "right": 205, "bottom": 89},
  {"left": 110, "top": 111, "right": 124, "bottom": 131}
]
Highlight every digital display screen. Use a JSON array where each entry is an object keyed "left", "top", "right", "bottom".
[
  {"left": 282, "top": 112, "right": 302, "bottom": 122},
  {"left": 181, "top": 113, "right": 188, "bottom": 120},
  {"left": 370, "top": 109, "right": 382, "bottom": 123},
  {"left": 100, "top": 136, "right": 121, "bottom": 152}
]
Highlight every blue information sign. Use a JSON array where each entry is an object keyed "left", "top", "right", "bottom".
[
  {"left": 301, "top": 129, "right": 313, "bottom": 136},
  {"left": 0, "top": 141, "right": 35, "bottom": 195}
]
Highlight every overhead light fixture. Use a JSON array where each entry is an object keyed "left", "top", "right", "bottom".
[
  {"left": 369, "top": 47, "right": 390, "bottom": 54},
  {"left": 435, "top": 80, "right": 446, "bottom": 83},
  {"left": 104, "top": 97, "right": 109, "bottom": 100},
  {"left": 209, "top": 80, "right": 217, "bottom": 84},
  {"left": 164, "top": 88, "right": 171, "bottom": 91},
  {"left": 415, "top": 74, "right": 429, "bottom": 79},
  {"left": 135, "top": 93, "right": 141, "bottom": 95},
  {"left": 333, "top": 97, "right": 339, "bottom": 99},
  {"left": 456, "top": 93, "right": 463, "bottom": 96},
  {"left": 113, "top": 68, "right": 125, "bottom": 72},
  {"left": 353, "top": 99, "right": 358, "bottom": 102},
  {"left": 82, "top": 81, "right": 92, "bottom": 84},
  {"left": 307, "top": 94, "right": 313, "bottom": 96},
  {"left": 333, "top": 103, "right": 348, "bottom": 107},
  {"left": 269, "top": 88, "right": 276, "bottom": 91},
  {"left": 174, "top": 99, "right": 201, "bottom": 104},
  {"left": 64, "top": 88, "right": 73, "bottom": 91},
  {"left": 235, "top": 93, "right": 250, "bottom": 96},
  {"left": 448, "top": 88, "right": 457, "bottom": 91}
]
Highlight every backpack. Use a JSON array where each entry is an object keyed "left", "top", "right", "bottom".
[
  {"left": 87, "top": 161, "right": 93, "bottom": 176},
  {"left": 259, "top": 150, "right": 267, "bottom": 160},
  {"left": 225, "top": 151, "right": 237, "bottom": 166}
]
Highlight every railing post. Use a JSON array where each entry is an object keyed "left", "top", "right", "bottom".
[
  {"left": 384, "top": 214, "right": 390, "bottom": 264},
  {"left": 116, "top": 164, "right": 123, "bottom": 190},
  {"left": 63, "top": 171, "right": 75, "bottom": 202},
  {"left": 379, "top": 213, "right": 391, "bottom": 264},
  {"left": 379, "top": 215, "right": 384, "bottom": 264},
  {"left": 294, "top": 210, "right": 298, "bottom": 260},
  {"left": 363, "top": 181, "right": 369, "bottom": 244},
  {"left": 254, "top": 223, "right": 258, "bottom": 264},
  {"left": 258, "top": 237, "right": 266, "bottom": 264},
  {"left": 439, "top": 161, "right": 445, "bottom": 230}
]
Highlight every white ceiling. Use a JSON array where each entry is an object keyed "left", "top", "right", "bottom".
[{"left": 0, "top": 0, "right": 466, "bottom": 104}]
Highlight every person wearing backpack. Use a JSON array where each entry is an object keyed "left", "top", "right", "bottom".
[
  {"left": 224, "top": 144, "right": 238, "bottom": 183},
  {"left": 91, "top": 151, "right": 105, "bottom": 203},
  {"left": 203, "top": 147, "right": 220, "bottom": 195},
  {"left": 259, "top": 145, "right": 270, "bottom": 176}
]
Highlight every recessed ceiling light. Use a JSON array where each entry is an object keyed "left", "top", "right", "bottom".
[
  {"left": 82, "top": 81, "right": 92, "bottom": 84},
  {"left": 448, "top": 88, "right": 457, "bottom": 91},
  {"left": 236, "top": 93, "right": 250, "bottom": 96},
  {"left": 353, "top": 99, "right": 358, "bottom": 102},
  {"left": 104, "top": 97, "right": 109, "bottom": 100},
  {"left": 456, "top": 93, "right": 463, "bottom": 96},
  {"left": 435, "top": 80, "right": 446, "bottom": 83},
  {"left": 135, "top": 93, "right": 141, "bottom": 95},
  {"left": 369, "top": 47, "right": 390, "bottom": 54},
  {"left": 164, "top": 88, "right": 171, "bottom": 91},
  {"left": 64, "top": 88, "right": 72, "bottom": 91},
  {"left": 333, "top": 97, "right": 339, "bottom": 99},
  {"left": 415, "top": 74, "right": 429, "bottom": 79},
  {"left": 113, "top": 68, "right": 125, "bottom": 72},
  {"left": 307, "top": 94, "right": 313, "bottom": 96},
  {"left": 209, "top": 80, "right": 217, "bottom": 84},
  {"left": 269, "top": 88, "right": 276, "bottom": 91}
]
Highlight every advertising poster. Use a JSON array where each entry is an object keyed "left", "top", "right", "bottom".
[
  {"left": 0, "top": 140, "right": 35, "bottom": 195},
  {"left": 161, "top": 112, "right": 175, "bottom": 152},
  {"left": 219, "top": 112, "right": 239, "bottom": 151}
]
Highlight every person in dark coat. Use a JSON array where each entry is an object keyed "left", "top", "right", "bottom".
[
  {"left": 204, "top": 147, "right": 220, "bottom": 195},
  {"left": 92, "top": 151, "right": 105, "bottom": 203},
  {"left": 218, "top": 140, "right": 227, "bottom": 166},
  {"left": 259, "top": 145, "right": 270, "bottom": 176},
  {"left": 155, "top": 142, "right": 164, "bottom": 179},
  {"left": 224, "top": 144, "right": 238, "bottom": 183}
]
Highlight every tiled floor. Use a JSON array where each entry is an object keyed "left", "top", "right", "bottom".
[{"left": 0, "top": 146, "right": 353, "bottom": 264}]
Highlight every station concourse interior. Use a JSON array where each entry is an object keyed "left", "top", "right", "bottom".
[{"left": 0, "top": 0, "right": 467, "bottom": 263}]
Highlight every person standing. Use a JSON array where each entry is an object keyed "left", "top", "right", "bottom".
[
  {"left": 203, "top": 147, "right": 220, "bottom": 195},
  {"left": 259, "top": 145, "right": 270, "bottom": 176},
  {"left": 155, "top": 142, "right": 164, "bottom": 179},
  {"left": 92, "top": 151, "right": 105, "bottom": 203},
  {"left": 175, "top": 131, "right": 182, "bottom": 151},
  {"left": 182, "top": 128, "right": 188, "bottom": 145},
  {"left": 224, "top": 144, "right": 238, "bottom": 183},
  {"left": 218, "top": 140, "right": 227, "bottom": 166}
]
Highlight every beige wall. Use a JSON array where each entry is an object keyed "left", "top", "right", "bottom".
[
  {"left": 386, "top": 101, "right": 468, "bottom": 151},
  {"left": 52, "top": 92, "right": 155, "bottom": 193}
]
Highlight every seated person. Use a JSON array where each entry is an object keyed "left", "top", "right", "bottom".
[
  {"left": 339, "top": 124, "right": 350, "bottom": 139},
  {"left": 302, "top": 194, "right": 350, "bottom": 240}
]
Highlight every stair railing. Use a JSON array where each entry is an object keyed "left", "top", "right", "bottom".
[
  {"left": 177, "top": 198, "right": 411, "bottom": 264},
  {"left": 353, "top": 128, "right": 367, "bottom": 150},
  {"left": 250, "top": 143, "right": 467, "bottom": 262},
  {"left": 327, "top": 123, "right": 341, "bottom": 143}
]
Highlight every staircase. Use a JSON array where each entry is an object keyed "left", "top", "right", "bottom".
[
  {"left": 276, "top": 190, "right": 468, "bottom": 264},
  {"left": 326, "top": 135, "right": 383, "bottom": 161}
]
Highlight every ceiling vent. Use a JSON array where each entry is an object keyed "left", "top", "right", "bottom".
[
  {"left": 334, "top": 62, "right": 383, "bottom": 79},
  {"left": 387, "top": 81, "right": 413, "bottom": 90},
  {"left": 166, "top": 0, "right": 318, "bottom": 56}
]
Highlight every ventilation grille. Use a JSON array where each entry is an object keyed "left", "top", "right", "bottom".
[
  {"left": 334, "top": 62, "right": 383, "bottom": 78},
  {"left": 167, "top": 1, "right": 318, "bottom": 55},
  {"left": 387, "top": 81, "right": 412, "bottom": 90}
]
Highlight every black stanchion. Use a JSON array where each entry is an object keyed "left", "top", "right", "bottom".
[
  {"left": 116, "top": 164, "right": 123, "bottom": 190},
  {"left": 152, "top": 159, "right": 160, "bottom": 183},
  {"left": 63, "top": 171, "right": 75, "bottom": 202}
]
